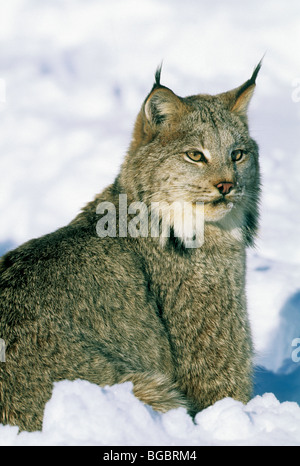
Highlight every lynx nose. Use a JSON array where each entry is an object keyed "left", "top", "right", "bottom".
[{"left": 216, "top": 182, "right": 234, "bottom": 195}]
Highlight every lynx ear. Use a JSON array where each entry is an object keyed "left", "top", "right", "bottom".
[
  {"left": 217, "top": 61, "right": 262, "bottom": 119},
  {"left": 129, "top": 67, "right": 186, "bottom": 151},
  {"left": 144, "top": 67, "right": 186, "bottom": 128}
]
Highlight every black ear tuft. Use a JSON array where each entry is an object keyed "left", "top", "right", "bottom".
[
  {"left": 154, "top": 64, "right": 163, "bottom": 87},
  {"left": 151, "top": 63, "right": 163, "bottom": 93},
  {"left": 235, "top": 59, "right": 262, "bottom": 102},
  {"left": 250, "top": 58, "right": 263, "bottom": 84}
]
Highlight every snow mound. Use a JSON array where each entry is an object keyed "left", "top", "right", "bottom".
[
  {"left": 1, "top": 380, "right": 300, "bottom": 446},
  {"left": 1, "top": 0, "right": 300, "bottom": 448}
]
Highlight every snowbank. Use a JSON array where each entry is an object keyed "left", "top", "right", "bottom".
[
  {"left": 1, "top": 380, "right": 300, "bottom": 446},
  {"left": 0, "top": 0, "right": 300, "bottom": 446}
]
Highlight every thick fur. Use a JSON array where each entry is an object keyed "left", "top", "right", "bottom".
[{"left": 0, "top": 64, "right": 261, "bottom": 431}]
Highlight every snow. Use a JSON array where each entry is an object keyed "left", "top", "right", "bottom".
[
  {"left": 1, "top": 0, "right": 300, "bottom": 446},
  {"left": 1, "top": 380, "right": 300, "bottom": 446}
]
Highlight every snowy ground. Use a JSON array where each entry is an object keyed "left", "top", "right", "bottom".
[{"left": 0, "top": 0, "right": 300, "bottom": 446}]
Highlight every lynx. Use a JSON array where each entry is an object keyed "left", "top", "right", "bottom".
[{"left": 0, "top": 63, "right": 261, "bottom": 431}]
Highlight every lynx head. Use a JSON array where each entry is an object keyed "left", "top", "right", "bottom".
[{"left": 120, "top": 63, "right": 261, "bottom": 247}]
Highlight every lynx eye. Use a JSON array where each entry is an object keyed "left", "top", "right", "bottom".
[
  {"left": 231, "top": 149, "right": 244, "bottom": 162},
  {"left": 185, "top": 151, "right": 207, "bottom": 163}
]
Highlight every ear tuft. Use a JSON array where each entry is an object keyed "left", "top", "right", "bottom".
[
  {"left": 246, "top": 59, "right": 263, "bottom": 88},
  {"left": 154, "top": 63, "right": 163, "bottom": 88}
]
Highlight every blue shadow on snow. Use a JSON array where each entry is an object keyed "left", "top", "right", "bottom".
[{"left": 254, "top": 290, "right": 300, "bottom": 405}]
